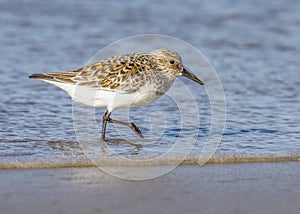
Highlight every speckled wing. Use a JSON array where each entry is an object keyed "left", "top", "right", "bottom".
[{"left": 30, "top": 54, "right": 152, "bottom": 93}]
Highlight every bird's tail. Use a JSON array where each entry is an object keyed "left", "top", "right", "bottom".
[
  {"left": 29, "top": 71, "right": 78, "bottom": 84},
  {"left": 29, "top": 73, "right": 55, "bottom": 81}
]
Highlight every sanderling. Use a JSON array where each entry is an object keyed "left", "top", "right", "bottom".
[{"left": 29, "top": 49, "right": 204, "bottom": 141}]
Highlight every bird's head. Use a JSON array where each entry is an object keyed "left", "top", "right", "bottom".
[{"left": 150, "top": 49, "right": 204, "bottom": 85}]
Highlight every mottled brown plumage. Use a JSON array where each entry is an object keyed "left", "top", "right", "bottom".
[{"left": 31, "top": 53, "right": 155, "bottom": 93}]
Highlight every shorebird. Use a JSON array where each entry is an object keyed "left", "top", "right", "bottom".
[{"left": 29, "top": 49, "right": 204, "bottom": 141}]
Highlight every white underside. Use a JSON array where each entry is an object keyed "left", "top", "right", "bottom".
[{"left": 42, "top": 80, "right": 162, "bottom": 112}]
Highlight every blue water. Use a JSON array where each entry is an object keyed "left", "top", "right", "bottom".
[{"left": 0, "top": 0, "right": 300, "bottom": 167}]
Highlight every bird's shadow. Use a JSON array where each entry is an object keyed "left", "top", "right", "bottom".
[
  {"left": 101, "top": 138, "right": 152, "bottom": 150},
  {"left": 46, "top": 137, "right": 152, "bottom": 156}
]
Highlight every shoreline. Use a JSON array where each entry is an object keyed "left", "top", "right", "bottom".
[{"left": 1, "top": 152, "right": 300, "bottom": 170}]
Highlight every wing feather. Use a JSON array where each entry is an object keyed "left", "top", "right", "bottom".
[{"left": 29, "top": 53, "right": 153, "bottom": 93}]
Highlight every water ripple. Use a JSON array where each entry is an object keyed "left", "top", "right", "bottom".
[{"left": 0, "top": 0, "right": 300, "bottom": 165}]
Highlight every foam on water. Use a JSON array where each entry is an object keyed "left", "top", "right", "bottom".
[{"left": 1, "top": 152, "right": 300, "bottom": 169}]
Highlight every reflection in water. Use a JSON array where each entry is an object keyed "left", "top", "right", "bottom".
[{"left": 102, "top": 138, "right": 143, "bottom": 155}]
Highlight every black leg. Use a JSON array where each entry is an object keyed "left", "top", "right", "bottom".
[
  {"left": 101, "top": 110, "right": 144, "bottom": 140},
  {"left": 109, "top": 118, "right": 144, "bottom": 138},
  {"left": 101, "top": 110, "right": 110, "bottom": 141}
]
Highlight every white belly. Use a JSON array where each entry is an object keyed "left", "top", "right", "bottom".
[{"left": 43, "top": 80, "right": 164, "bottom": 111}]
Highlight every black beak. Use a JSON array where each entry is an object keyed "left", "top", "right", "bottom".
[{"left": 182, "top": 66, "right": 204, "bottom": 85}]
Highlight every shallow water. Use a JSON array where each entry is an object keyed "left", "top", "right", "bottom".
[{"left": 0, "top": 0, "right": 300, "bottom": 168}]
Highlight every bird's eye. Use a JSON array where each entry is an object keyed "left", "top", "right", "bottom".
[{"left": 169, "top": 60, "right": 175, "bottom": 64}]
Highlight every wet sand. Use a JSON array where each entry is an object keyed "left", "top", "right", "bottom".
[{"left": 1, "top": 162, "right": 300, "bottom": 214}]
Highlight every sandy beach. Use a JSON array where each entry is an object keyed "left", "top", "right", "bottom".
[{"left": 1, "top": 162, "right": 299, "bottom": 214}]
